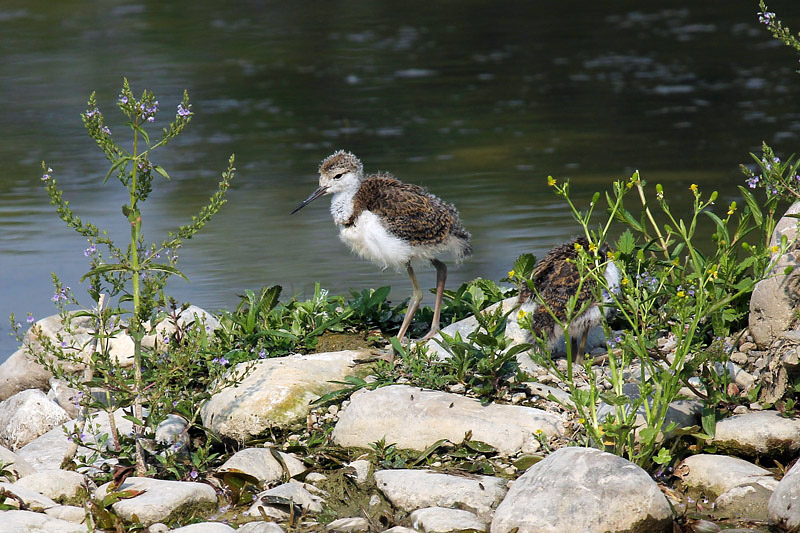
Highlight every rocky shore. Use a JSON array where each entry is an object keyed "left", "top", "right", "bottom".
[{"left": 1, "top": 286, "right": 800, "bottom": 533}]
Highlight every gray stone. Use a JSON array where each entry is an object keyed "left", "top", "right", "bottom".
[
  {"left": 375, "top": 469, "right": 507, "bottom": 520},
  {"left": 13, "top": 470, "right": 89, "bottom": 506},
  {"left": 47, "top": 378, "right": 82, "bottom": 419},
  {"left": 0, "top": 510, "right": 88, "bottom": 532},
  {"left": 237, "top": 522, "right": 286, "bottom": 533},
  {"left": 712, "top": 410, "right": 800, "bottom": 459},
  {"left": 155, "top": 413, "right": 189, "bottom": 453},
  {"left": 410, "top": 507, "right": 487, "bottom": 533},
  {"left": 326, "top": 517, "right": 370, "bottom": 532},
  {"left": 0, "top": 444, "right": 35, "bottom": 480},
  {"left": 490, "top": 447, "right": 672, "bottom": 533},
  {"left": 169, "top": 523, "right": 235, "bottom": 533},
  {"left": 0, "top": 389, "right": 71, "bottom": 450},
  {"left": 382, "top": 528, "right": 418, "bottom": 533},
  {"left": 201, "top": 351, "right": 367, "bottom": 440},
  {"left": 94, "top": 477, "right": 217, "bottom": 526},
  {"left": 216, "top": 447, "right": 306, "bottom": 487},
  {"left": 333, "top": 385, "right": 563, "bottom": 456},
  {"left": 769, "top": 460, "right": 800, "bottom": 530},
  {"left": 44, "top": 505, "right": 87, "bottom": 524},
  {"left": 674, "top": 454, "right": 777, "bottom": 521},
  {"left": 596, "top": 382, "right": 702, "bottom": 441},
  {"left": 674, "top": 454, "right": 777, "bottom": 499},
  {"left": 0, "top": 481, "right": 58, "bottom": 511},
  {"left": 147, "top": 524, "right": 170, "bottom": 533},
  {"left": 749, "top": 202, "right": 800, "bottom": 348},
  {"left": 246, "top": 481, "right": 325, "bottom": 519}
]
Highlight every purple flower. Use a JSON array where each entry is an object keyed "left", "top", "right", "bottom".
[
  {"left": 52, "top": 288, "right": 70, "bottom": 302},
  {"left": 119, "top": 95, "right": 129, "bottom": 104},
  {"left": 41, "top": 167, "right": 53, "bottom": 181},
  {"left": 84, "top": 243, "right": 97, "bottom": 256},
  {"left": 26, "top": 315, "right": 34, "bottom": 324},
  {"left": 101, "top": 126, "right": 111, "bottom": 135},
  {"left": 212, "top": 356, "right": 229, "bottom": 366},
  {"left": 746, "top": 175, "right": 760, "bottom": 188},
  {"left": 177, "top": 103, "right": 192, "bottom": 117},
  {"left": 258, "top": 349, "right": 267, "bottom": 359},
  {"left": 759, "top": 11, "right": 775, "bottom": 24},
  {"left": 189, "top": 470, "right": 199, "bottom": 479}
]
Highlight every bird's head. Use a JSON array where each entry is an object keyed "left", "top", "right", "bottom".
[{"left": 291, "top": 150, "right": 363, "bottom": 214}]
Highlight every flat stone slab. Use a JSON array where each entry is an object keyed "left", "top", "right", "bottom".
[
  {"left": 216, "top": 447, "right": 306, "bottom": 487},
  {"left": 201, "top": 351, "right": 367, "bottom": 441},
  {"left": 490, "top": 447, "right": 673, "bottom": 533},
  {"left": 674, "top": 454, "right": 778, "bottom": 498},
  {"left": 333, "top": 385, "right": 563, "bottom": 456},
  {"left": 0, "top": 444, "right": 35, "bottom": 479},
  {"left": 410, "top": 507, "right": 487, "bottom": 533},
  {"left": 712, "top": 410, "right": 800, "bottom": 459},
  {"left": 170, "top": 523, "right": 235, "bottom": 533},
  {"left": 94, "top": 477, "right": 217, "bottom": 526},
  {"left": 0, "top": 481, "right": 58, "bottom": 511},
  {"left": 0, "top": 510, "right": 88, "bottom": 532},
  {"left": 375, "top": 469, "right": 506, "bottom": 519},
  {"left": 13, "top": 469, "right": 89, "bottom": 506}
]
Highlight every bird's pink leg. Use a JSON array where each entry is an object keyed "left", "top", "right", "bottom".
[{"left": 396, "top": 262, "right": 424, "bottom": 347}]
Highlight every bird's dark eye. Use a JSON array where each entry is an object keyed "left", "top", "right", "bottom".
[{"left": 333, "top": 172, "right": 343, "bottom": 180}]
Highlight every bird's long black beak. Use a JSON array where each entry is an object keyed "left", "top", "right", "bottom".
[{"left": 291, "top": 186, "right": 328, "bottom": 214}]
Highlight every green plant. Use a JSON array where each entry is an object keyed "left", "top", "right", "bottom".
[{"left": 22, "top": 79, "right": 235, "bottom": 476}]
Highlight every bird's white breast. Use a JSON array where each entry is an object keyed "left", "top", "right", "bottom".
[{"left": 339, "top": 211, "right": 415, "bottom": 270}]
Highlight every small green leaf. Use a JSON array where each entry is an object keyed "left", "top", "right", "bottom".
[{"left": 153, "top": 165, "right": 170, "bottom": 180}]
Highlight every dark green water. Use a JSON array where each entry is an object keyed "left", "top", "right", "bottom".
[{"left": 2, "top": 1, "right": 799, "bottom": 360}]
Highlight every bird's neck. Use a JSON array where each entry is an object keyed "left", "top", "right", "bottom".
[{"left": 330, "top": 187, "right": 357, "bottom": 226}]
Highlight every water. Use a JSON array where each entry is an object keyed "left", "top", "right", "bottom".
[{"left": 2, "top": 0, "right": 799, "bottom": 361}]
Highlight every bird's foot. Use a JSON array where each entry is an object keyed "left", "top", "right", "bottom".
[{"left": 419, "top": 328, "right": 441, "bottom": 342}]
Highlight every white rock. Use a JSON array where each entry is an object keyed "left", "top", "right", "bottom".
[
  {"left": 749, "top": 202, "right": 800, "bottom": 348},
  {"left": 382, "top": 528, "right": 417, "bottom": 533},
  {"left": 333, "top": 385, "right": 563, "bottom": 456},
  {"left": 237, "top": 521, "right": 286, "bottom": 533},
  {"left": 674, "top": 454, "right": 778, "bottom": 498},
  {"left": 216, "top": 447, "right": 306, "bottom": 487},
  {"left": 202, "top": 351, "right": 367, "bottom": 440},
  {"left": 0, "top": 480, "right": 58, "bottom": 511},
  {"left": 246, "top": 481, "right": 325, "bottom": 518},
  {"left": 169, "top": 523, "right": 235, "bottom": 533},
  {"left": 769, "top": 459, "right": 800, "bottom": 529},
  {"left": 17, "top": 409, "right": 135, "bottom": 471},
  {"left": 375, "top": 469, "right": 507, "bottom": 520},
  {"left": 147, "top": 524, "right": 170, "bottom": 533},
  {"left": 0, "top": 389, "right": 71, "bottom": 450},
  {"left": 0, "top": 313, "right": 94, "bottom": 401},
  {"left": 712, "top": 410, "right": 800, "bottom": 459},
  {"left": 326, "top": 517, "right": 370, "bottom": 532},
  {"left": 94, "top": 477, "right": 217, "bottom": 526},
  {"left": 0, "top": 509, "right": 88, "bottom": 532},
  {"left": 345, "top": 459, "right": 371, "bottom": 485},
  {"left": 490, "top": 447, "right": 672, "bottom": 533},
  {"left": 0, "top": 444, "right": 36, "bottom": 479},
  {"left": 411, "top": 507, "right": 487, "bottom": 533},
  {"left": 13, "top": 470, "right": 89, "bottom": 505},
  {"left": 305, "top": 472, "right": 328, "bottom": 484},
  {"left": 44, "top": 505, "right": 87, "bottom": 524}
]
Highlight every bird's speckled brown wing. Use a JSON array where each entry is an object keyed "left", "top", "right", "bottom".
[
  {"left": 520, "top": 237, "right": 597, "bottom": 336},
  {"left": 351, "top": 175, "right": 467, "bottom": 246}
]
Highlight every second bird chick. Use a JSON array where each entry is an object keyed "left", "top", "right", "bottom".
[{"left": 517, "top": 236, "right": 620, "bottom": 363}]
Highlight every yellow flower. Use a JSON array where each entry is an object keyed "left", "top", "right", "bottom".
[
  {"left": 771, "top": 245, "right": 780, "bottom": 254},
  {"left": 689, "top": 183, "right": 698, "bottom": 193},
  {"left": 727, "top": 202, "right": 736, "bottom": 216},
  {"left": 606, "top": 250, "right": 616, "bottom": 260},
  {"left": 578, "top": 418, "right": 586, "bottom": 424},
  {"left": 573, "top": 242, "right": 583, "bottom": 251},
  {"left": 508, "top": 270, "right": 515, "bottom": 279},
  {"left": 677, "top": 290, "right": 686, "bottom": 298},
  {"left": 517, "top": 309, "right": 528, "bottom": 321},
  {"left": 588, "top": 242, "right": 598, "bottom": 253},
  {"left": 707, "top": 266, "right": 718, "bottom": 280},
  {"left": 621, "top": 277, "right": 629, "bottom": 286},
  {"left": 547, "top": 176, "right": 556, "bottom": 187}
]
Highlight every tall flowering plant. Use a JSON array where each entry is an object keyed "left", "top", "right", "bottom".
[{"left": 23, "top": 79, "right": 235, "bottom": 476}]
